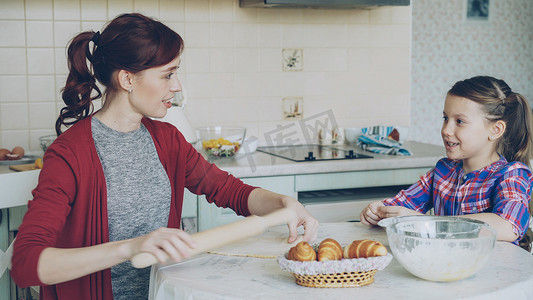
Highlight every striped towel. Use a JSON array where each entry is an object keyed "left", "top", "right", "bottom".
[{"left": 357, "top": 126, "right": 412, "bottom": 156}]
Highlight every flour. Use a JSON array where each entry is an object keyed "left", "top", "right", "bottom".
[{"left": 391, "top": 237, "right": 493, "bottom": 281}]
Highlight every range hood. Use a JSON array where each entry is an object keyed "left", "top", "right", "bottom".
[{"left": 239, "top": 0, "right": 410, "bottom": 9}]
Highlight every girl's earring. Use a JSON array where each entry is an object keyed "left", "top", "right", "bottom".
[
  {"left": 490, "top": 136, "right": 494, "bottom": 140},
  {"left": 128, "top": 87, "right": 132, "bottom": 94}
]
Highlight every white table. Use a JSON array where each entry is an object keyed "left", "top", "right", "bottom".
[{"left": 149, "top": 222, "right": 533, "bottom": 300}]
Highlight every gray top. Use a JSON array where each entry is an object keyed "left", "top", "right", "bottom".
[{"left": 92, "top": 117, "right": 171, "bottom": 300}]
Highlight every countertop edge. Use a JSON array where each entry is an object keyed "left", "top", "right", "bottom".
[
  {"left": 213, "top": 141, "right": 446, "bottom": 178},
  {"left": 1, "top": 142, "right": 446, "bottom": 179}
]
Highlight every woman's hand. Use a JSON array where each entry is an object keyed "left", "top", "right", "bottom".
[
  {"left": 282, "top": 197, "right": 319, "bottom": 244},
  {"left": 125, "top": 227, "right": 198, "bottom": 265},
  {"left": 247, "top": 188, "right": 319, "bottom": 244},
  {"left": 37, "top": 227, "right": 197, "bottom": 285}
]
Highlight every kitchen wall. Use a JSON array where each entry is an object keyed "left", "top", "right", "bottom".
[
  {"left": 0, "top": 0, "right": 411, "bottom": 154},
  {"left": 411, "top": 0, "right": 533, "bottom": 145}
]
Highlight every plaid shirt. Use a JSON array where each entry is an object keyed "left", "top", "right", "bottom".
[{"left": 384, "top": 156, "right": 532, "bottom": 243}]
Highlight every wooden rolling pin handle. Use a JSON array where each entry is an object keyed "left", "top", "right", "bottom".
[
  {"left": 261, "top": 206, "right": 297, "bottom": 227},
  {"left": 130, "top": 208, "right": 297, "bottom": 268},
  {"left": 130, "top": 252, "right": 155, "bottom": 269}
]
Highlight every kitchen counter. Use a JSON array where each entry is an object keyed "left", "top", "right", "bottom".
[
  {"left": 0, "top": 141, "right": 444, "bottom": 182},
  {"left": 149, "top": 222, "right": 533, "bottom": 300},
  {"left": 204, "top": 141, "right": 445, "bottom": 178},
  {"left": 0, "top": 168, "right": 39, "bottom": 208}
]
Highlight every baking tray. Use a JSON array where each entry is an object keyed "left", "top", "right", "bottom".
[{"left": 0, "top": 155, "right": 39, "bottom": 165}]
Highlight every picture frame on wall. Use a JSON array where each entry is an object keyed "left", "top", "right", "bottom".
[{"left": 465, "top": 0, "right": 490, "bottom": 21}]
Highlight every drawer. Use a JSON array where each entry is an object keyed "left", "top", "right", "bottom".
[
  {"left": 303, "top": 199, "right": 377, "bottom": 222},
  {"left": 298, "top": 186, "right": 408, "bottom": 222},
  {"left": 295, "top": 168, "right": 429, "bottom": 192}
]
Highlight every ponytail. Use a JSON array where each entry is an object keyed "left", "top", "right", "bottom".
[
  {"left": 448, "top": 76, "right": 533, "bottom": 167},
  {"left": 56, "top": 31, "right": 102, "bottom": 135},
  {"left": 56, "top": 13, "right": 184, "bottom": 135},
  {"left": 499, "top": 93, "right": 533, "bottom": 167}
]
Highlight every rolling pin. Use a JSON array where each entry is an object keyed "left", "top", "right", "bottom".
[{"left": 131, "top": 207, "right": 297, "bottom": 268}]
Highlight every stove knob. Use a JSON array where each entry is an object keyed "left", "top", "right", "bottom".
[
  {"left": 345, "top": 150, "right": 355, "bottom": 159},
  {"left": 305, "top": 151, "right": 316, "bottom": 161}
]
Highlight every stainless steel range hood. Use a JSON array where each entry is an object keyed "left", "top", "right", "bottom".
[{"left": 239, "top": 0, "right": 410, "bottom": 9}]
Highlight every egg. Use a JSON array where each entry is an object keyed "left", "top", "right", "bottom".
[
  {"left": 0, "top": 148, "right": 10, "bottom": 160},
  {"left": 6, "top": 154, "right": 20, "bottom": 160},
  {"left": 10, "top": 146, "right": 25, "bottom": 160}
]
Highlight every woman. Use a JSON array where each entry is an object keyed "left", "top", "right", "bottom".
[{"left": 12, "top": 13, "right": 318, "bottom": 299}]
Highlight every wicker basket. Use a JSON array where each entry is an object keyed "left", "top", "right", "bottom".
[
  {"left": 292, "top": 270, "right": 377, "bottom": 288},
  {"left": 278, "top": 252, "right": 393, "bottom": 288}
]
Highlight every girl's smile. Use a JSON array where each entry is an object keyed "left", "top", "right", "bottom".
[{"left": 444, "top": 141, "right": 459, "bottom": 151}]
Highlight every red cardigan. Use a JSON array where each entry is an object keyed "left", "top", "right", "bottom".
[{"left": 11, "top": 116, "right": 256, "bottom": 299}]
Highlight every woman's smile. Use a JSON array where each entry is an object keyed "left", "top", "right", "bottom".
[{"left": 162, "top": 98, "right": 173, "bottom": 108}]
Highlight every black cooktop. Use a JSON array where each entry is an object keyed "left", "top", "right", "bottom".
[{"left": 257, "top": 145, "right": 372, "bottom": 162}]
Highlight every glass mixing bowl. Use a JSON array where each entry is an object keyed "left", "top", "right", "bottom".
[
  {"left": 39, "top": 135, "right": 57, "bottom": 153},
  {"left": 196, "top": 126, "right": 246, "bottom": 158},
  {"left": 380, "top": 216, "right": 497, "bottom": 282}
]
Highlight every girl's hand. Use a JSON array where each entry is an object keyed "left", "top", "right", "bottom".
[
  {"left": 283, "top": 197, "right": 319, "bottom": 244},
  {"left": 360, "top": 201, "right": 386, "bottom": 225},
  {"left": 377, "top": 205, "right": 423, "bottom": 219},
  {"left": 125, "top": 227, "right": 197, "bottom": 264}
]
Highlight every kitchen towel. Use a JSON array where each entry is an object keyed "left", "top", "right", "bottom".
[{"left": 357, "top": 126, "right": 412, "bottom": 156}]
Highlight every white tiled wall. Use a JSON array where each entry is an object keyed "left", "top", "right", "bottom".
[{"left": 0, "top": 0, "right": 411, "bottom": 154}]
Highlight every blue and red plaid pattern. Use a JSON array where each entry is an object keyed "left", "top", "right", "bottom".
[{"left": 383, "top": 156, "right": 532, "bottom": 243}]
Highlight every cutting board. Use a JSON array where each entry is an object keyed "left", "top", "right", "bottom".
[{"left": 9, "top": 163, "right": 38, "bottom": 172}]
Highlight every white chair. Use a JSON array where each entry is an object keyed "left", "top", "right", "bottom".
[{"left": 0, "top": 169, "right": 40, "bottom": 300}]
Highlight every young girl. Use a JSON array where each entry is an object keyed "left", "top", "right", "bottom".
[
  {"left": 361, "top": 76, "right": 533, "bottom": 244},
  {"left": 11, "top": 13, "right": 318, "bottom": 299}
]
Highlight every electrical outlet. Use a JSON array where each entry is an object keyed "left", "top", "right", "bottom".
[
  {"left": 283, "top": 97, "right": 303, "bottom": 120},
  {"left": 282, "top": 48, "right": 303, "bottom": 71}
]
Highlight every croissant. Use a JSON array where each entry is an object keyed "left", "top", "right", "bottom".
[
  {"left": 287, "top": 241, "right": 317, "bottom": 261},
  {"left": 317, "top": 238, "right": 343, "bottom": 261},
  {"left": 343, "top": 239, "right": 387, "bottom": 259}
]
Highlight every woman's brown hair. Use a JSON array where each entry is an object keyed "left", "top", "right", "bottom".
[
  {"left": 448, "top": 76, "right": 533, "bottom": 167},
  {"left": 56, "top": 13, "right": 184, "bottom": 135}
]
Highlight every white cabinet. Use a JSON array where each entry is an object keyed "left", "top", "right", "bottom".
[
  {"left": 180, "top": 189, "right": 198, "bottom": 233},
  {"left": 195, "top": 166, "right": 430, "bottom": 231},
  {"left": 299, "top": 186, "right": 409, "bottom": 222},
  {"left": 294, "top": 167, "right": 429, "bottom": 191},
  {"left": 293, "top": 168, "right": 429, "bottom": 222},
  {"left": 182, "top": 189, "right": 197, "bottom": 218},
  {"left": 197, "top": 175, "right": 295, "bottom": 231},
  {"left": 189, "top": 142, "right": 442, "bottom": 230}
]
